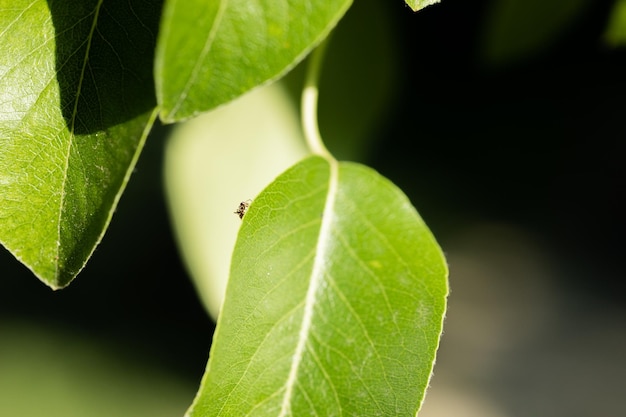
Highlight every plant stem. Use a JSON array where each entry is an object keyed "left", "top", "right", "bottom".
[{"left": 301, "top": 38, "right": 333, "bottom": 160}]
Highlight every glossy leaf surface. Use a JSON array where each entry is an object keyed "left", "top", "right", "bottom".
[
  {"left": 187, "top": 156, "right": 448, "bottom": 416},
  {"left": 0, "top": 0, "right": 159, "bottom": 287},
  {"left": 155, "top": 0, "right": 352, "bottom": 122}
]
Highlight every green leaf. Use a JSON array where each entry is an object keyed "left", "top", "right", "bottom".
[
  {"left": 0, "top": 0, "right": 160, "bottom": 288},
  {"left": 480, "top": 0, "right": 592, "bottom": 66},
  {"left": 187, "top": 156, "right": 448, "bottom": 416},
  {"left": 405, "top": 0, "right": 441, "bottom": 13},
  {"left": 155, "top": 0, "right": 353, "bottom": 123}
]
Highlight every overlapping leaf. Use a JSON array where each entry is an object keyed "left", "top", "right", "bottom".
[
  {"left": 186, "top": 156, "right": 448, "bottom": 416},
  {"left": 0, "top": 0, "right": 160, "bottom": 287},
  {"left": 155, "top": 0, "right": 353, "bottom": 122}
]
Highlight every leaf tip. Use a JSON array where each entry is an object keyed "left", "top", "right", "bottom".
[
  {"left": 406, "top": 0, "right": 441, "bottom": 13},
  {"left": 38, "top": 268, "right": 78, "bottom": 291}
]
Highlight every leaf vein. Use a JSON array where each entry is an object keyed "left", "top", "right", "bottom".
[
  {"left": 278, "top": 159, "right": 338, "bottom": 416},
  {"left": 168, "top": 0, "right": 229, "bottom": 117},
  {"left": 57, "top": 0, "right": 103, "bottom": 277}
]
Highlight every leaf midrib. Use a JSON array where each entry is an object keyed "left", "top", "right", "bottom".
[
  {"left": 278, "top": 157, "right": 339, "bottom": 416},
  {"left": 55, "top": 0, "right": 104, "bottom": 281}
]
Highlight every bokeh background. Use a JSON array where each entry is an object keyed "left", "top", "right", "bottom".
[{"left": 2, "top": 0, "right": 625, "bottom": 415}]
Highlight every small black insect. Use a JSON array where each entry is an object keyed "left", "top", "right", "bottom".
[{"left": 234, "top": 200, "right": 251, "bottom": 219}]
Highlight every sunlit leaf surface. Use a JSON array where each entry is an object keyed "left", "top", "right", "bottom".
[
  {"left": 155, "top": 0, "right": 352, "bottom": 122},
  {"left": 0, "top": 0, "right": 159, "bottom": 287},
  {"left": 187, "top": 156, "right": 448, "bottom": 416}
]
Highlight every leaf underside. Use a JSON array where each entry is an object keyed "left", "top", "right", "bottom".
[
  {"left": 187, "top": 156, "right": 448, "bottom": 416},
  {"left": 0, "top": 0, "right": 160, "bottom": 288}
]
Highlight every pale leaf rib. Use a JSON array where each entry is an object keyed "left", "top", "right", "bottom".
[
  {"left": 279, "top": 159, "right": 338, "bottom": 416},
  {"left": 0, "top": 1, "right": 36, "bottom": 40},
  {"left": 68, "top": 0, "right": 103, "bottom": 136},
  {"left": 56, "top": 0, "right": 103, "bottom": 280},
  {"left": 217, "top": 248, "right": 316, "bottom": 416}
]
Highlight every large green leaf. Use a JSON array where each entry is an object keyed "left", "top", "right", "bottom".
[
  {"left": 155, "top": 0, "right": 352, "bottom": 123},
  {"left": 0, "top": 0, "right": 160, "bottom": 288},
  {"left": 187, "top": 156, "right": 448, "bottom": 416}
]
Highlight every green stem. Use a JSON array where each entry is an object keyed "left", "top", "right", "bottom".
[{"left": 301, "top": 38, "right": 333, "bottom": 160}]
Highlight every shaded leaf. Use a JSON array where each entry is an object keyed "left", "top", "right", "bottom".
[
  {"left": 186, "top": 156, "right": 448, "bottom": 416},
  {"left": 155, "top": 0, "right": 352, "bottom": 122},
  {"left": 480, "top": 0, "right": 592, "bottom": 67},
  {"left": 317, "top": 0, "right": 399, "bottom": 161},
  {"left": 605, "top": 0, "right": 626, "bottom": 47},
  {"left": 164, "top": 81, "right": 307, "bottom": 319},
  {"left": 0, "top": 0, "right": 160, "bottom": 288}
]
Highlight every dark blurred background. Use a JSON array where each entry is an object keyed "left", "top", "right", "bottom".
[{"left": 2, "top": 0, "right": 624, "bottom": 416}]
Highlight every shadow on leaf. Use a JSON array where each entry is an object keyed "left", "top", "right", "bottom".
[{"left": 46, "top": 0, "right": 162, "bottom": 135}]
